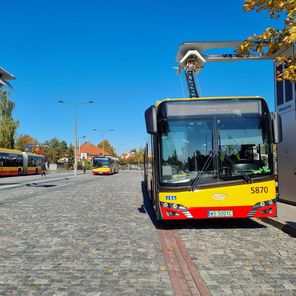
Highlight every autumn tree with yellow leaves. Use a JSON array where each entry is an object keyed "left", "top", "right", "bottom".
[{"left": 238, "top": 0, "right": 295, "bottom": 82}]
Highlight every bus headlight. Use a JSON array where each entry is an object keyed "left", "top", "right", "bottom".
[
  {"left": 252, "top": 199, "right": 276, "bottom": 210},
  {"left": 160, "top": 202, "right": 187, "bottom": 212}
]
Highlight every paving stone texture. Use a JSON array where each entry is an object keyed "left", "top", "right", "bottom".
[
  {"left": 1, "top": 171, "right": 296, "bottom": 296},
  {"left": 176, "top": 218, "right": 296, "bottom": 296},
  {"left": 0, "top": 171, "right": 173, "bottom": 295}
]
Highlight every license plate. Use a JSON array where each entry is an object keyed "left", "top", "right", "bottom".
[{"left": 207, "top": 210, "right": 233, "bottom": 217}]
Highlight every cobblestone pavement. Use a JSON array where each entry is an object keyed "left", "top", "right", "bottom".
[
  {"left": 175, "top": 218, "right": 296, "bottom": 296},
  {"left": 0, "top": 171, "right": 173, "bottom": 295},
  {"left": 1, "top": 171, "right": 296, "bottom": 296}
]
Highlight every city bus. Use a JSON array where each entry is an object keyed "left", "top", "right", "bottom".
[
  {"left": 0, "top": 148, "right": 45, "bottom": 176},
  {"left": 22, "top": 152, "right": 45, "bottom": 175},
  {"left": 144, "top": 97, "right": 282, "bottom": 220},
  {"left": 92, "top": 156, "right": 119, "bottom": 175}
]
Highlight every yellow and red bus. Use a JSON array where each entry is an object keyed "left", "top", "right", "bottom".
[
  {"left": 92, "top": 156, "right": 119, "bottom": 175},
  {"left": 22, "top": 152, "right": 45, "bottom": 175},
  {"left": 0, "top": 148, "right": 44, "bottom": 176},
  {"left": 144, "top": 97, "right": 282, "bottom": 220}
]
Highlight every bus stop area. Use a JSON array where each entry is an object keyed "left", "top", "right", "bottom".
[{"left": 0, "top": 171, "right": 295, "bottom": 295}]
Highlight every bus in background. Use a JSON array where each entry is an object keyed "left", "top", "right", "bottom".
[
  {"left": 0, "top": 148, "right": 45, "bottom": 176},
  {"left": 22, "top": 152, "right": 44, "bottom": 175},
  {"left": 0, "top": 148, "right": 23, "bottom": 176},
  {"left": 92, "top": 156, "right": 119, "bottom": 175},
  {"left": 144, "top": 97, "right": 282, "bottom": 220}
]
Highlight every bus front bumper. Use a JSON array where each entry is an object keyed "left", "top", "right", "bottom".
[
  {"left": 159, "top": 199, "right": 277, "bottom": 220},
  {"left": 92, "top": 170, "right": 111, "bottom": 175}
]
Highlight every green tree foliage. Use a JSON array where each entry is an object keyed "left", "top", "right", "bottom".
[
  {"left": 42, "top": 138, "right": 69, "bottom": 163},
  {"left": 97, "top": 140, "right": 116, "bottom": 156},
  {"left": 66, "top": 144, "right": 74, "bottom": 169},
  {"left": 15, "top": 134, "right": 38, "bottom": 151},
  {"left": 238, "top": 0, "right": 296, "bottom": 82},
  {"left": 118, "top": 148, "right": 144, "bottom": 165},
  {"left": 0, "top": 88, "right": 19, "bottom": 149}
]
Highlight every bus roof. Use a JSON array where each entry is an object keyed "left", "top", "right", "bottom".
[
  {"left": 155, "top": 96, "right": 265, "bottom": 106},
  {"left": 0, "top": 148, "right": 22, "bottom": 155}
]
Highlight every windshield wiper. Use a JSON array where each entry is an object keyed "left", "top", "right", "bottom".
[
  {"left": 191, "top": 149, "right": 253, "bottom": 191},
  {"left": 218, "top": 150, "right": 253, "bottom": 184},
  {"left": 191, "top": 150, "right": 215, "bottom": 191}
]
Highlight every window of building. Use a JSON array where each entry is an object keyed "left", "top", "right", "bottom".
[{"left": 285, "top": 79, "right": 293, "bottom": 102}]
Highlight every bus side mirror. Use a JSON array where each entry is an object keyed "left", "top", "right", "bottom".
[
  {"left": 145, "top": 105, "right": 157, "bottom": 134},
  {"left": 271, "top": 112, "right": 282, "bottom": 144}
]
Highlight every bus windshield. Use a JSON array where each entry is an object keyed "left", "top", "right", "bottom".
[
  {"left": 159, "top": 114, "right": 273, "bottom": 186},
  {"left": 93, "top": 158, "right": 110, "bottom": 168}
]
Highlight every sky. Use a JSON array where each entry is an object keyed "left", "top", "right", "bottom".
[{"left": 0, "top": 0, "right": 284, "bottom": 155}]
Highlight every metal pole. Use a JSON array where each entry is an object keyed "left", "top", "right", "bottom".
[
  {"left": 78, "top": 136, "right": 86, "bottom": 158},
  {"left": 74, "top": 106, "right": 78, "bottom": 176},
  {"left": 102, "top": 131, "right": 105, "bottom": 156},
  {"left": 59, "top": 100, "right": 93, "bottom": 177}
]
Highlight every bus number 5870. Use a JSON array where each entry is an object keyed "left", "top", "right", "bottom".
[{"left": 251, "top": 187, "right": 268, "bottom": 194}]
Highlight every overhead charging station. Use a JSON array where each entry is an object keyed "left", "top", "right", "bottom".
[{"left": 175, "top": 41, "right": 282, "bottom": 98}]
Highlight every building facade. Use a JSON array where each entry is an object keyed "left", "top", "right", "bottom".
[{"left": 275, "top": 43, "right": 296, "bottom": 204}]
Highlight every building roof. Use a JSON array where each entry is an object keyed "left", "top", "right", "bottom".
[
  {"left": 79, "top": 141, "right": 111, "bottom": 158},
  {"left": 121, "top": 152, "right": 136, "bottom": 159}
]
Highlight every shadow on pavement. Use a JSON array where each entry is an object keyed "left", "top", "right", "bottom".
[
  {"left": 26, "top": 183, "right": 57, "bottom": 188},
  {"left": 283, "top": 222, "right": 296, "bottom": 237},
  {"left": 286, "top": 221, "right": 296, "bottom": 228},
  {"left": 140, "top": 181, "right": 266, "bottom": 230}
]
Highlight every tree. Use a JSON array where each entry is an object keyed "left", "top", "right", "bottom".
[
  {"left": 66, "top": 144, "right": 74, "bottom": 169},
  {"left": 15, "top": 134, "right": 38, "bottom": 151},
  {"left": 118, "top": 148, "right": 144, "bottom": 165},
  {"left": 0, "top": 88, "right": 19, "bottom": 149},
  {"left": 238, "top": 0, "right": 295, "bottom": 82},
  {"left": 42, "top": 138, "right": 69, "bottom": 163},
  {"left": 97, "top": 140, "right": 116, "bottom": 156}
]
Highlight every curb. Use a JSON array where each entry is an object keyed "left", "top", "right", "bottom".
[{"left": 260, "top": 217, "right": 296, "bottom": 238}]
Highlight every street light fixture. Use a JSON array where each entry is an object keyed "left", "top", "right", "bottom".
[
  {"left": 58, "top": 100, "right": 94, "bottom": 176},
  {"left": 0, "top": 66, "right": 15, "bottom": 88},
  {"left": 93, "top": 128, "right": 114, "bottom": 156}
]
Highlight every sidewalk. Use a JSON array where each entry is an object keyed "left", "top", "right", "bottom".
[
  {"left": 261, "top": 201, "right": 296, "bottom": 237},
  {"left": 0, "top": 171, "right": 87, "bottom": 191}
]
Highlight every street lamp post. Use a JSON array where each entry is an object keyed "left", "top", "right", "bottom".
[
  {"left": 78, "top": 135, "right": 86, "bottom": 157},
  {"left": 93, "top": 128, "right": 114, "bottom": 156},
  {"left": 58, "top": 100, "right": 94, "bottom": 176}
]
